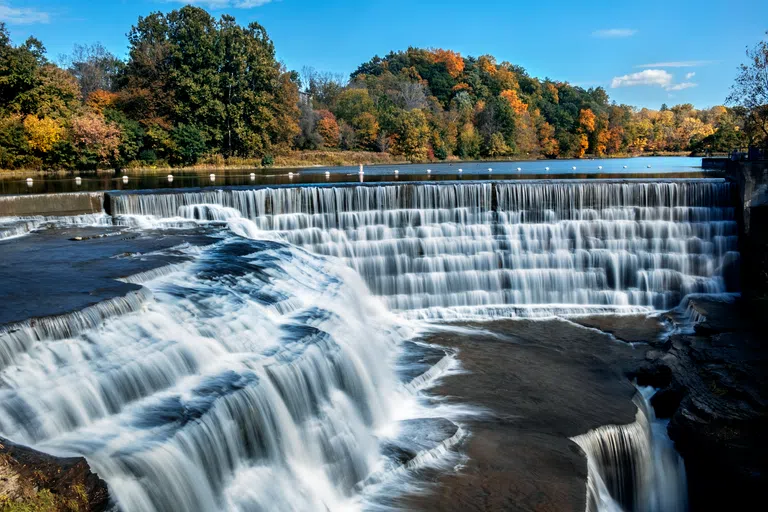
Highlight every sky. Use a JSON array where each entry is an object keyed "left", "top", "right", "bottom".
[{"left": 1, "top": 0, "right": 766, "bottom": 109}]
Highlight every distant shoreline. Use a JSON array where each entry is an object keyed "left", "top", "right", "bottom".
[{"left": 0, "top": 151, "right": 710, "bottom": 177}]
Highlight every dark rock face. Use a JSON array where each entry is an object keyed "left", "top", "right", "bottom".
[
  {"left": 637, "top": 297, "right": 768, "bottom": 511},
  {"left": 0, "top": 437, "right": 109, "bottom": 510},
  {"left": 727, "top": 160, "right": 768, "bottom": 304}
]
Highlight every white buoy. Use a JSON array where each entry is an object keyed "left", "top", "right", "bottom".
[
  {"left": 209, "top": 174, "right": 216, "bottom": 182},
  {"left": 427, "top": 169, "right": 431, "bottom": 174},
  {"left": 167, "top": 174, "right": 173, "bottom": 182},
  {"left": 250, "top": 173, "right": 256, "bottom": 180},
  {"left": 623, "top": 165, "right": 628, "bottom": 169},
  {"left": 647, "top": 165, "right": 652, "bottom": 168},
  {"left": 325, "top": 171, "right": 330, "bottom": 176},
  {"left": 545, "top": 167, "right": 550, "bottom": 171},
  {"left": 359, "top": 164, "right": 364, "bottom": 174},
  {"left": 394, "top": 169, "right": 399, "bottom": 175},
  {"left": 122, "top": 175, "right": 129, "bottom": 183},
  {"left": 488, "top": 167, "right": 493, "bottom": 172},
  {"left": 572, "top": 166, "right": 577, "bottom": 170},
  {"left": 75, "top": 176, "right": 82, "bottom": 185},
  {"left": 458, "top": 168, "right": 463, "bottom": 173},
  {"left": 598, "top": 166, "right": 603, "bottom": 170},
  {"left": 26, "top": 177, "right": 33, "bottom": 186},
  {"left": 517, "top": 167, "right": 522, "bottom": 172}
]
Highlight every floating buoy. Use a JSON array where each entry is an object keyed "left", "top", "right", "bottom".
[
  {"left": 488, "top": 167, "right": 493, "bottom": 172},
  {"left": 325, "top": 171, "right": 330, "bottom": 176},
  {"left": 394, "top": 169, "right": 399, "bottom": 175},
  {"left": 167, "top": 175, "right": 173, "bottom": 182},
  {"left": 75, "top": 176, "right": 82, "bottom": 185},
  {"left": 122, "top": 175, "right": 129, "bottom": 183},
  {"left": 545, "top": 167, "right": 550, "bottom": 171},
  {"left": 427, "top": 169, "right": 431, "bottom": 174},
  {"left": 250, "top": 173, "right": 256, "bottom": 180},
  {"left": 26, "top": 177, "right": 33, "bottom": 186},
  {"left": 572, "top": 166, "right": 577, "bottom": 170},
  {"left": 623, "top": 165, "right": 628, "bottom": 169},
  {"left": 458, "top": 168, "right": 463, "bottom": 173},
  {"left": 598, "top": 166, "right": 603, "bottom": 170},
  {"left": 517, "top": 167, "right": 522, "bottom": 172}
]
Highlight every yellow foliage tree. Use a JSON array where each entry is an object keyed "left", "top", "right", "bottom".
[
  {"left": 578, "top": 109, "right": 596, "bottom": 133},
  {"left": 576, "top": 133, "right": 589, "bottom": 158},
  {"left": 24, "top": 116, "right": 64, "bottom": 154}
]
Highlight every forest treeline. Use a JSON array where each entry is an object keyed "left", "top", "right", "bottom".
[{"left": 0, "top": 5, "right": 763, "bottom": 171}]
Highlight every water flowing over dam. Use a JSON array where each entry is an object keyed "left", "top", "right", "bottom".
[
  {"left": 109, "top": 179, "right": 739, "bottom": 317},
  {"left": 0, "top": 178, "right": 740, "bottom": 511}
]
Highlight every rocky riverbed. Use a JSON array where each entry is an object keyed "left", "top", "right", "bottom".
[{"left": 398, "top": 299, "right": 767, "bottom": 511}]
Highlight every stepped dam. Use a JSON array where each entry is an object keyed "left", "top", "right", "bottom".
[{"left": 0, "top": 177, "right": 754, "bottom": 512}]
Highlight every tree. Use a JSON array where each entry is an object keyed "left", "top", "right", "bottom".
[
  {"left": 316, "top": 110, "right": 340, "bottom": 148},
  {"left": 353, "top": 112, "right": 379, "bottom": 150},
  {"left": 392, "top": 109, "right": 430, "bottom": 161},
  {"left": 170, "top": 124, "right": 206, "bottom": 166},
  {"left": 727, "top": 32, "right": 768, "bottom": 147},
  {"left": 70, "top": 113, "right": 122, "bottom": 168},
  {"left": 62, "top": 43, "right": 122, "bottom": 98},
  {"left": 24, "top": 115, "right": 64, "bottom": 154}
]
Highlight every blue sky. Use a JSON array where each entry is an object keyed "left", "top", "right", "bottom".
[{"left": 1, "top": 0, "right": 766, "bottom": 109}]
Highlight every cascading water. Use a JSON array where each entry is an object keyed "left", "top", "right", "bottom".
[
  {"left": 571, "top": 387, "right": 688, "bottom": 512},
  {"left": 0, "top": 218, "right": 426, "bottom": 511},
  {"left": 111, "top": 180, "right": 738, "bottom": 317},
  {"left": 1, "top": 179, "right": 738, "bottom": 511}
]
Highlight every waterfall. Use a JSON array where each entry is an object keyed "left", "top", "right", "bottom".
[
  {"left": 0, "top": 226, "right": 423, "bottom": 511},
  {"left": 109, "top": 180, "right": 738, "bottom": 316},
  {"left": 571, "top": 388, "right": 688, "bottom": 512}
]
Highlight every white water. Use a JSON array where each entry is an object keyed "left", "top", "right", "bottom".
[
  {"left": 0, "top": 217, "right": 434, "bottom": 511},
  {"left": 0, "top": 213, "right": 111, "bottom": 240},
  {"left": 571, "top": 387, "right": 688, "bottom": 512},
  {"left": 110, "top": 180, "right": 738, "bottom": 317},
  {"left": 1, "top": 180, "right": 737, "bottom": 510}
]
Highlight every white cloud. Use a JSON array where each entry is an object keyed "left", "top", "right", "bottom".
[
  {"left": 685, "top": 71, "right": 696, "bottom": 79},
  {"left": 592, "top": 28, "right": 637, "bottom": 38},
  {"left": 665, "top": 82, "right": 697, "bottom": 91},
  {"left": 611, "top": 69, "right": 673, "bottom": 88},
  {"left": 611, "top": 69, "right": 698, "bottom": 91},
  {"left": 179, "top": 0, "right": 273, "bottom": 8},
  {"left": 0, "top": 2, "right": 50, "bottom": 24},
  {"left": 634, "top": 60, "right": 714, "bottom": 68}
]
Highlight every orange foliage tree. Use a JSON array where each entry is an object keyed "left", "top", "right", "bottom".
[
  {"left": 430, "top": 49, "right": 465, "bottom": 78},
  {"left": 316, "top": 110, "right": 340, "bottom": 148}
]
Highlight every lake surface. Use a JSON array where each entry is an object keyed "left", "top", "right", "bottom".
[{"left": 0, "top": 156, "right": 711, "bottom": 195}]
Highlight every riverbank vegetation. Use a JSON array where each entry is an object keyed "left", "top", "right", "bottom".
[{"left": 1, "top": 7, "right": 765, "bottom": 172}]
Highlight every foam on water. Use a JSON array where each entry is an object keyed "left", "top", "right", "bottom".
[{"left": 0, "top": 217, "right": 437, "bottom": 511}]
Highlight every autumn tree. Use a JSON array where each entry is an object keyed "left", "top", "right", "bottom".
[
  {"left": 727, "top": 31, "right": 768, "bottom": 147},
  {"left": 316, "top": 110, "right": 340, "bottom": 148}
]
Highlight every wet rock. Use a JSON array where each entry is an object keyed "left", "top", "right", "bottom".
[
  {"left": 0, "top": 437, "right": 109, "bottom": 511},
  {"left": 643, "top": 296, "right": 768, "bottom": 511}
]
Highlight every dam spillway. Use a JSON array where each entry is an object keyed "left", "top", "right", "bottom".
[{"left": 107, "top": 179, "right": 739, "bottom": 316}]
